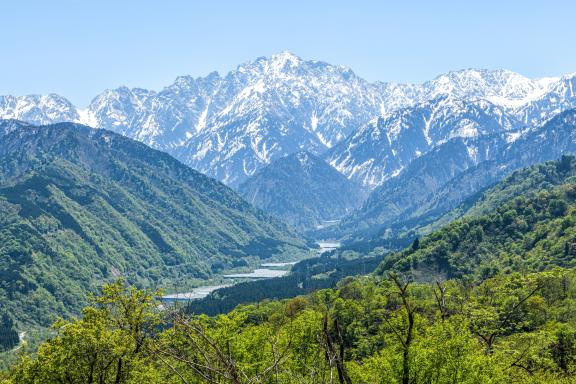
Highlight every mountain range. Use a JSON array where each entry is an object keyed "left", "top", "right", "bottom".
[
  {"left": 337, "top": 109, "right": 576, "bottom": 243},
  {"left": 2, "top": 52, "right": 576, "bottom": 242},
  {"left": 2, "top": 52, "right": 575, "bottom": 189}
]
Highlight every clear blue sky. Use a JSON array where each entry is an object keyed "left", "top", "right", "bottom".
[{"left": 1, "top": 0, "right": 574, "bottom": 105}]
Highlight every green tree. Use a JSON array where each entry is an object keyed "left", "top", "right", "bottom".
[{"left": 4, "top": 280, "right": 162, "bottom": 384}]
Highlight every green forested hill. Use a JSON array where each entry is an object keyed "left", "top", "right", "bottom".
[
  {"left": 463, "top": 155, "right": 576, "bottom": 218},
  {"left": 5, "top": 157, "right": 576, "bottom": 382},
  {"left": 347, "top": 155, "right": 576, "bottom": 254},
  {"left": 0, "top": 120, "right": 308, "bottom": 328},
  {"left": 378, "top": 160, "right": 576, "bottom": 281}
]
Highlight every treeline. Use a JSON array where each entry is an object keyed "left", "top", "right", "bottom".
[{"left": 186, "top": 254, "right": 383, "bottom": 316}]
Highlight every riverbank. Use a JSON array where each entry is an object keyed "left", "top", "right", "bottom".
[{"left": 160, "top": 241, "right": 339, "bottom": 303}]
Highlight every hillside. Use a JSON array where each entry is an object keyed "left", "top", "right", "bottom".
[
  {"left": 377, "top": 171, "right": 576, "bottom": 281},
  {"left": 424, "top": 155, "right": 576, "bottom": 233},
  {"left": 5, "top": 165, "right": 576, "bottom": 382},
  {"left": 0, "top": 120, "right": 308, "bottom": 328},
  {"left": 338, "top": 108, "right": 576, "bottom": 243},
  {"left": 238, "top": 151, "right": 366, "bottom": 230}
]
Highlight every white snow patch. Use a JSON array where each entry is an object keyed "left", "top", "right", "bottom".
[
  {"left": 77, "top": 109, "right": 98, "bottom": 127},
  {"left": 310, "top": 112, "right": 318, "bottom": 131},
  {"left": 196, "top": 106, "right": 209, "bottom": 132}
]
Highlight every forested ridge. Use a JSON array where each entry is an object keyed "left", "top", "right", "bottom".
[
  {"left": 379, "top": 159, "right": 576, "bottom": 281},
  {"left": 344, "top": 155, "right": 576, "bottom": 254},
  {"left": 0, "top": 121, "right": 308, "bottom": 335},
  {"left": 4, "top": 157, "right": 576, "bottom": 382}
]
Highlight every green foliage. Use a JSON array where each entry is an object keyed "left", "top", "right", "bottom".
[
  {"left": 464, "top": 154, "right": 576, "bottom": 219},
  {"left": 4, "top": 134, "right": 576, "bottom": 382},
  {"left": 6, "top": 270, "right": 576, "bottom": 383},
  {"left": 378, "top": 183, "right": 576, "bottom": 280},
  {"left": 0, "top": 122, "right": 308, "bottom": 329},
  {"left": 0, "top": 314, "right": 18, "bottom": 352},
  {"left": 2, "top": 281, "right": 163, "bottom": 384}
]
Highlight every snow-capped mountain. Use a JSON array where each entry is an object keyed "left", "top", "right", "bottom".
[
  {"left": 516, "top": 73, "right": 576, "bottom": 124},
  {"left": 170, "top": 52, "right": 387, "bottom": 185},
  {"left": 419, "top": 69, "right": 556, "bottom": 108},
  {"left": 337, "top": 108, "right": 576, "bottom": 241},
  {"left": 0, "top": 94, "right": 81, "bottom": 126},
  {"left": 326, "top": 96, "right": 522, "bottom": 188},
  {"left": 0, "top": 52, "right": 574, "bottom": 187},
  {"left": 325, "top": 69, "right": 571, "bottom": 189}
]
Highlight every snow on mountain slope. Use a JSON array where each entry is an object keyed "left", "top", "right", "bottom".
[
  {"left": 422, "top": 69, "right": 556, "bottom": 108},
  {"left": 0, "top": 53, "right": 573, "bottom": 187},
  {"left": 0, "top": 94, "right": 80, "bottom": 125},
  {"left": 170, "top": 52, "right": 387, "bottom": 185},
  {"left": 516, "top": 73, "right": 576, "bottom": 124},
  {"left": 338, "top": 108, "right": 576, "bottom": 240},
  {"left": 326, "top": 96, "right": 521, "bottom": 188}
]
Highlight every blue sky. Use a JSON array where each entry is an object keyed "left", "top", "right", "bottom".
[{"left": 1, "top": 0, "right": 574, "bottom": 105}]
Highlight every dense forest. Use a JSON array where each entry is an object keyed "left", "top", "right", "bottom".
[
  {"left": 3, "top": 157, "right": 576, "bottom": 382},
  {"left": 2, "top": 268, "right": 576, "bottom": 383},
  {"left": 379, "top": 168, "right": 576, "bottom": 281},
  {"left": 0, "top": 315, "right": 18, "bottom": 353},
  {"left": 0, "top": 121, "right": 309, "bottom": 332},
  {"left": 186, "top": 253, "right": 383, "bottom": 316}
]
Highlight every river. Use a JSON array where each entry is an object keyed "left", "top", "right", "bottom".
[{"left": 160, "top": 240, "right": 340, "bottom": 303}]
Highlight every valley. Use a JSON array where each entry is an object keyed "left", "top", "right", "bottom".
[
  {"left": 2, "top": 52, "right": 576, "bottom": 383},
  {"left": 3, "top": 0, "right": 576, "bottom": 380},
  {"left": 160, "top": 240, "right": 340, "bottom": 304}
]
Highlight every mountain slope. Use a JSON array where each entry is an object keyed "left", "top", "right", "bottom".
[
  {"left": 0, "top": 120, "right": 307, "bottom": 327},
  {"left": 326, "top": 96, "right": 521, "bottom": 188},
  {"left": 340, "top": 109, "right": 576, "bottom": 241},
  {"left": 517, "top": 73, "right": 576, "bottom": 125},
  {"left": 2, "top": 54, "right": 575, "bottom": 187},
  {"left": 8, "top": 157, "right": 576, "bottom": 381},
  {"left": 238, "top": 151, "right": 366, "bottom": 230},
  {"left": 377, "top": 173, "right": 576, "bottom": 281}
]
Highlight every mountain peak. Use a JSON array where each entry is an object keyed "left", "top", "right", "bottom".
[
  {"left": 270, "top": 50, "right": 302, "bottom": 66},
  {"left": 1, "top": 55, "right": 575, "bottom": 188}
]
